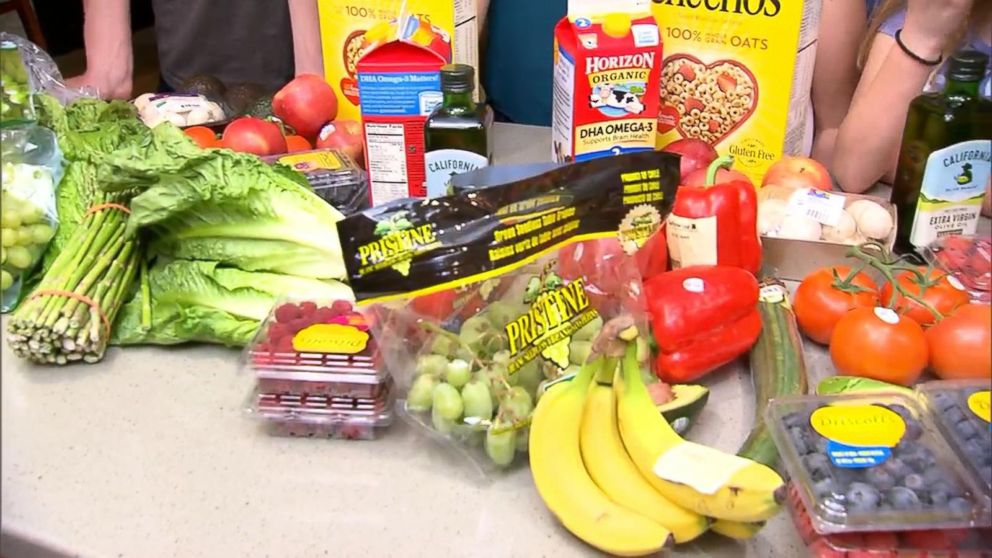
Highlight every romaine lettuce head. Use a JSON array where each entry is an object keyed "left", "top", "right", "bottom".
[{"left": 112, "top": 259, "right": 353, "bottom": 347}]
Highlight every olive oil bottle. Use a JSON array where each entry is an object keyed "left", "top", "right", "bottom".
[
  {"left": 424, "top": 64, "right": 492, "bottom": 198},
  {"left": 891, "top": 50, "right": 992, "bottom": 253}
]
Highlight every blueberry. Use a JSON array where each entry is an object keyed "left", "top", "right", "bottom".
[
  {"left": 845, "top": 482, "right": 881, "bottom": 511},
  {"left": 895, "top": 440, "right": 923, "bottom": 456},
  {"left": 963, "top": 439, "right": 987, "bottom": 461},
  {"left": 782, "top": 411, "right": 804, "bottom": 428},
  {"left": 882, "top": 458, "right": 912, "bottom": 480},
  {"left": 886, "top": 404, "right": 915, "bottom": 423},
  {"left": 887, "top": 487, "right": 921, "bottom": 510},
  {"left": 901, "top": 448, "right": 937, "bottom": 472},
  {"left": 813, "top": 477, "right": 836, "bottom": 499},
  {"left": 815, "top": 436, "right": 830, "bottom": 454},
  {"left": 903, "top": 420, "right": 923, "bottom": 441},
  {"left": 788, "top": 426, "right": 812, "bottom": 455},
  {"left": 928, "top": 488, "right": 950, "bottom": 506},
  {"left": 804, "top": 453, "right": 833, "bottom": 481},
  {"left": 932, "top": 391, "right": 955, "bottom": 411},
  {"left": 923, "top": 468, "right": 954, "bottom": 485},
  {"left": 955, "top": 419, "right": 980, "bottom": 441},
  {"left": 931, "top": 479, "right": 965, "bottom": 499},
  {"left": 948, "top": 497, "right": 972, "bottom": 515},
  {"left": 945, "top": 406, "right": 967, "bottom": 425},
  {"left": 980, "top": 465, "right": 992, "bottom": 487},
  {"left": 902, "top": 473, "right": 925, "bottom": 491},
  {"left": 865, "top": 467, "right": 897, "bottom": 491}
]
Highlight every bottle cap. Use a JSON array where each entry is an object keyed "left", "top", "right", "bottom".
[
  {"left": 946, "top": 50, "right": 989, "bottom": 82},
  {"left": 440, "top": 64, "right": 475, "bottom": 94},
  {"left": 603, "top": 13, "right": 632, "bottom": 39}
]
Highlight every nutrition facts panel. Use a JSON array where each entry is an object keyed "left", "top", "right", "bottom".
[{"left": 365, "top": 122, "right": 409, "bottom": 205}]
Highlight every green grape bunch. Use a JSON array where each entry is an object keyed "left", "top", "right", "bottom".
[{"left": 1, "top": 163, "right": 57, "bottom": 292}]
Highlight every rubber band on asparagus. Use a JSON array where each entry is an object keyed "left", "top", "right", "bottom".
[{"left": 27, "top": 289, "right": 113, "bottom": 337}]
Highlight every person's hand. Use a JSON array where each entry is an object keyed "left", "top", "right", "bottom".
[
  {"left": 982, "top": 178, "right": 991, "bottom": 218},
  {"left": 902, "top": 0, "right": 975, "bottom": 59},
  {"left": 66, "top": 69, "right": 132, "bottom": 100}
]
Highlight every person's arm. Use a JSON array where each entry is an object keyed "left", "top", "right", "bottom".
[
  {"left": 65, "top": 0, "right": 133, "bottom": 99},
  {"left": 832, "top": 0, "right": 974, "bottom": 193},
  {"left": 810, "top": 0, "right": 866, "bottom": 168},
  {"left": 478, "top": 0, "right": 491, "bottom": 28},
  {"left": 288, "top": 0, "right": 324, "bottom": 76}
]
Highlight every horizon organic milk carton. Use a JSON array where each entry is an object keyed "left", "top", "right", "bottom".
[{"left": 552, "top": 0, "right": 663, "bottom": 163}]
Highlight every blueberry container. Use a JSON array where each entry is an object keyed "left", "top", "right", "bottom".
[
  {"left": 766, "top": 393, "right": 987, "bottom": 533},
  {"left": 787, "top": 481, "right": 992, "bottom": 558},
  {"left": 918, "top": 380, "right": 992, "bottom": 500},
  {"left": 246, "top": 381, "right": 394, "bottom": 440}
]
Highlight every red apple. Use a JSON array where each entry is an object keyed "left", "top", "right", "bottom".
[
  {"left": 662, "top": 139, "right": 718, "bottom": 180},
  {"left": 272, "top": 74, "right": 339, "bottom": 140},
  {"left": 316, "top": 120, "right": 364, "bottom": 166},
  {"left": 221, "top": 117, "right": 287, "bottom": 156},
  {"left": 762, "top": 156, "right": 832, "bottom": 191},
  {"left": 683, "top": 165, "right": 753, "bottom": 187}
]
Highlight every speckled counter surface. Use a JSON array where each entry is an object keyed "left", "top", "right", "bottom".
[{"left": 2, "top": 124, "right": 833, "bottom": 558}]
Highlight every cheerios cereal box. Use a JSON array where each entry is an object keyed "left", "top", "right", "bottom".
[
  {"left": 552, "top": 0, "right": 663, "bottom": 163},
  {"left": 318, "top": 0, "right": 478, "bottom": 122},
  {"left": 652, "top": 0, "right": 822, "bottom": 184}
]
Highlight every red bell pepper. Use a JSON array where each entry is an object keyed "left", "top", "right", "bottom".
[
  {"left": 667, "top": 155, "right": 761, "bottom": 275},
  {"left": 643, "top": 265, "right": 761, "bottom": 383}
]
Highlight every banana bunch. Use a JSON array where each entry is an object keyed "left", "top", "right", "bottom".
[{"left": 528, "top": 323, "right": 786, "bottom": 555}]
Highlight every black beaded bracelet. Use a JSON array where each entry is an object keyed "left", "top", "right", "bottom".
[{"left": 895, "top": 29, "right": 943, "bottom": 66}]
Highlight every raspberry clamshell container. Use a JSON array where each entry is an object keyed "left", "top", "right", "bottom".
[
  {"left": 766, "top": 393, "right": 988, "bottom": 534},
  {"left": 243, "top": 299, "right": 391, "bottom": 400},
  {"left": 787, "top": 481, "right": 992, "bottom": 558},
  {"left": 245, "top": 382, "right": 395, "bottom": 440},
  {"left": 917, "top": 380, "right": 992, "bottom": 502},
  {"left": 921, "top": 235, "right": 991, "bottom": 304}
]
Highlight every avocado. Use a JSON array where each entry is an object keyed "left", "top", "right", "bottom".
[
  {"left": 225, "top": 83, "right": 269, "bottom": 116},
  {"left": 657, "top": 384, "right": 710, "bottom": 432},
  {"left": 245, "top": 96, "right": 274, "bottom": 119},
  {"left": 178, "top": 74, "right": 226, "bottom": 100},
  {"left": 817, "top": 376, "right": 913, "bottom": 396}
]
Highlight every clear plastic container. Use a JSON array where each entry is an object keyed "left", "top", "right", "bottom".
[
  {"left": 766, "top": 393, "right": 986, "bottom": 534},
  {"left": 246, "top": 382, "right": 395, "bottom": 440},
  {"left": 917, "top": 380, "right": 992, "bottom": 497},
  {"left": 262, "top": 148, "right": 369, "bottom": 215},
  {"left": 787, "top": 481, "right": 992, "bottom": 558},
  {"left": 922, "top": 235, "right": 991, "bottom": 304},
  {"left": 244, "top": 299, "right": 391, "bottom": 400}
]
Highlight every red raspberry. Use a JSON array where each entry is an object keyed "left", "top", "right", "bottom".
[
  {"left": 274, "top": 335, "right": 295, "bottom": 353},
  {"left": 331, "top": 300, "right": 353, "bottom": 315},
  {"left": 314, "top": 307, "right": 337, "bottom": 324},
  {"left": 299, "top": 301, "right": 318, "bottom": 317},
  {"left": 274, "top": 303, "right": 301, "bottom": 323},
  {"left": 288, "top": 318, "right": 311, "bottom": 334},
  {"left": 266, "top": 323, "right": 290, "bottom": 343},
  {"left": 254, "top": 342, "right": 271, "bottom": 354}
]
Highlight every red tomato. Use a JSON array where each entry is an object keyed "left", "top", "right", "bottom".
[
  {"left": 793, "top": 266, "right": 879, "bottom": 344},
  {"left": 285, "top": 135, "right": 312, "bottom": 153},
  {"left": 222, "top": 117, "right": 287, "bottom": 156},
  {"left": 183, "top": 126, "right": 219, "bottom": 148},
  {"left": 661, "top": 139, "right": 717, "bottom": 180},
  {"left": 558, "top": 239, "right": 641, "bottom": 316},
  {"left": 925, "top": 303, "right": 992, "bottom": 380},
  {"left": 272, "top": 74, "right": 339, "bottom": 140},
  {"left": 880, "top": 267, "right": 970, "bottom": 326},
  {"left": 829, "top": 307, "right": 929, "bottom": 386},
  {"left": 409, "top": 289, "right": 459, "bottom": 321}
]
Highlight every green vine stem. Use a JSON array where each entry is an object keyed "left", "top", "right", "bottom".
[{"left": 846, "top": 241, "right": 946, "bottom": 322}]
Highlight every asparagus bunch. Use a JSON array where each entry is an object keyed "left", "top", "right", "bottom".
[{"left": 6, "top": 195, "right": 139, "bottom": 364}]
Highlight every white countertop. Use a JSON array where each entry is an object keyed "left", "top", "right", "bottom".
[{"left": 1, "top": 123, "right": 846, "bottom": 558}]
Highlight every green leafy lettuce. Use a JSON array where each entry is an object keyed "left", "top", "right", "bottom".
[
  {"left": 112, "top": 259, "right": 353, "bottom": 347},
  {"left": 98, "top": 126, "right": 346, "bottom": 279}
]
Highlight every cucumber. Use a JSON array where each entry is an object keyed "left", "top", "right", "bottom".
[{"left": 738, "top": 279, "right": 808, "bottom": 470}]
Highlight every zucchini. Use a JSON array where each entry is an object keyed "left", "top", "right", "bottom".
[{"left": 738, "top": 279, "right": 809, "bottom": 470}]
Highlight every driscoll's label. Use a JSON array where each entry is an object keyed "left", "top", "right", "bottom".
[
  {"left": 910, "top": 140, "right": 992, "bottom": 248},
  {"left": 424, "top": 149, "right": 489, "bottom": 199}
]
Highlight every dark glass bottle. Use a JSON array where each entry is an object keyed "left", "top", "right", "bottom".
[
  {"left": 424, "top": 64, "right": 491, "bottom": 198},
  {"left": 891, "top": 50, "right": 992, "bottom": 253}
]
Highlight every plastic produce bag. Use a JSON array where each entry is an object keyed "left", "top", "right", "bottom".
[
  {"left": 1, "top": 125, "right": 63, "bottom": 312},
  {"left": 337, "top": 151, "right": 680, "bottom": 475},
  {"left": 0, "top": 32, "right": 93, "bottom": 127}
]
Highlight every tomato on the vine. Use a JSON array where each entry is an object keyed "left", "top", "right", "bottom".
[
  {"left": 925, "top": 303, "right": 991, "bottom": 380},
  {"left": 829, "top": 307, "right": 928, "bottom": 386},
  {"left": 880, "top": 267, "right": 970, "bottom": 326},
  {"left": 794, "top": 266, "right": 879, "bottom": 345}
]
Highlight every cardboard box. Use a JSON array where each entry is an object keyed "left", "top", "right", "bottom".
[
  {"left": 318, "top": 0, "right": 478, "bottom": 122},
  {"left": 357, "top": 29, "right": 446, "bottom": 206},
  {"left": 551, "top": 0, "right": 663, "bottom": 163},
  {"left": 652, "top": 0, "right": 822, "bottom": 184}
]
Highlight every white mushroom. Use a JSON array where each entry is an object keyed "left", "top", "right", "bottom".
[
  {"left": 778, "top": 215, "right": 822, "bottom": 241},
  {"left": 186, "top": 107, "right": 213, "bottom": 126},
  {"left": 206, "top": 101, "right": 226, "bottom": 122},
  {"left": 848, "top": 199, "right": 894, "bottom": 240},
  {"left": 163, "top": 112, "right": 187, "bottom": 127},
  {"left": 758, "top": 198, "right": 789, "bottom": 236},
  {"left": 822, "top": 210, "right": 858, "bottom": 244},
  {"left": 133, "top": 93, "right": 155, "bottom": 111}
]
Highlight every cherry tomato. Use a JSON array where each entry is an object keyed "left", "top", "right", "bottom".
[
  {"left": 925, "top": 303, "right": 991, "bottom": 380},
  {"left": 829, "top": 307, "right": 928, "bottom": 386},
  {"left": 183, "top": 126, "right": 220, "bottom": 148},
  {"left": 880, "top": 267, "right": 970, "bottom": 326},
  {"left": 409, "top": 289, "right": 459, "bottom": 321},
  {"left": 794, "top": 266, "right": 879, "bottom": 345}
]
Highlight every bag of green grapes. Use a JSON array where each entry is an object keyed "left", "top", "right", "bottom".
[
  {"left": 338, "top": 151, "right": 680, "bottom": 475},
  {"left": 1, "top": 125, "right": 63, "bottom": 312}
]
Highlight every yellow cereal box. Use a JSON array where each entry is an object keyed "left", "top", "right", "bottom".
[
  {"left": 652, "top": 0, "right": 822, "bottom": 184},
  {"left": 318, "top": 0, "right": 478, "bottom": 121}
]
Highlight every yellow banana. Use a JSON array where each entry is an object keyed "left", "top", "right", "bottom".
[
  {"left": 529, "top": 356, "right": 674, "bottom": 557},
  {"left": 710, "top": 519, "right": 765, "bottom": 540},
  {"left": 615, "top": 342, "right": 786, "bottom": 523},
  {"left": 579, "top": 364, "right": 710, "bottom": 543}
]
